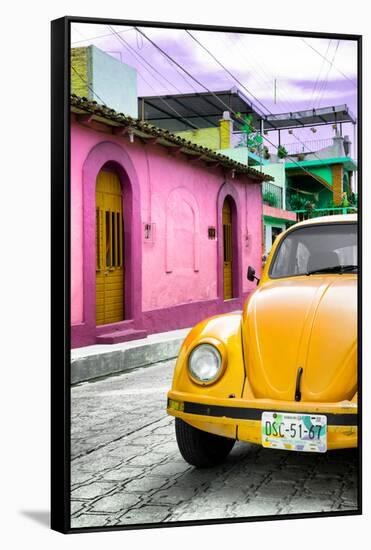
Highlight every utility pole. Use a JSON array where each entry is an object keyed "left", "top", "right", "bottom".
[{"left": 274, "top": 78, "right": 277, "bottom": 105}]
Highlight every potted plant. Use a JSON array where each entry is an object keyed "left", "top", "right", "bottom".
[
  {"left": 263, "top": 190, "right": 278, "bottom": 207},
  {"left": 237, "top": 112, "right": 263, "bottom": 155},
  {"left": 263, "top": 146, "right": 271, "bottom": 160},
  {"left": 341, "top": 192, "right": 349, "bottom": 207},
  {"left": 277, "top": 145, "right": 288, "bottom": 159}
]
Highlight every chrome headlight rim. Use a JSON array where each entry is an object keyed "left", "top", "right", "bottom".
[{"left": 187, "top": 339, "right": 227, "bottom": 386}]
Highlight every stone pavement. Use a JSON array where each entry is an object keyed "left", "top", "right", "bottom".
[{"left": 71, "top": 360, "right": 358, "bottom": 529}]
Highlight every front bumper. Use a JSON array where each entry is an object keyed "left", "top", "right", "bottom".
[{"left": 167, "top": 391, "right": 358, "bottom": 450}]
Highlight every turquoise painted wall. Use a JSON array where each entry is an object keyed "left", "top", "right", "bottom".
[
  {"left": 260, "top": 162, "right": 285, "bottom": 189},
  {"left": 71, "top": 46, "right": 138, "bottom": 118},
  {"left": 91, "top": 46, "right": 137, "bottom": 118},
  {"left": 215, "top": 147, "right": 249, "bottom": 165}
]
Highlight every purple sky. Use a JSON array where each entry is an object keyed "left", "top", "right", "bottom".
[{"left": 71, "top": 23, "right": 358, "bottom": 151}]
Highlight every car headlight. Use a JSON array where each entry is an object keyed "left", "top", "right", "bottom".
[{"left": 188, "top": 344, "right": 222, "bottom": 384}]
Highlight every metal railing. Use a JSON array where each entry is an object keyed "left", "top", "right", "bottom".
[
  {"left": 262, "top": 182, "right": 283, "bottom": 209},
  {"left": 267, "top": 138, "right": 334, "bottom": 156},
  {"left": 293, "top": 206, "right": 357, "bottom": 222},
  {"left": 232, "top": 134, "right": 339, "bottom": 159}
]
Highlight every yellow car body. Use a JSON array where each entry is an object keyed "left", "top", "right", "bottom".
[{"left": 167, "top": 215, "right": 358, "bottom": 460}]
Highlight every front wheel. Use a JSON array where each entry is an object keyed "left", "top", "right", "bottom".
[{"left": 175, "top": 418, "right": 235, "bottom": 468}]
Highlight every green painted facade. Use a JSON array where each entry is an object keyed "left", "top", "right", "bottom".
[
  {"left": 285, "top": 157, "right": 357, "bottom": 170},
  {"left": 307, "top": 166, "right": 333, "bottom": 186},
  {"left": 285, "top": 157, "right": 357, "bottom": 191},
  {"left": 286, "top": 175, "right": 332, "bottom": 208}
]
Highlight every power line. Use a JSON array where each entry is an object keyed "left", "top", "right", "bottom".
[
  {"left": 134, "top": 26, "right": 226, "bottom": 96},
  {"left": 220, "top": 33, "right": 314, "bottom": 120},
  {"left": 106, "top": 25, "right": 203, "bottom": 130},
  {"left": 71, "top": 64, "right": 107, "bottom": 106},
  {"left": 182, "top": 29, "right": 344, "bottom": 171},
  {"left": 220, "top": 33, "right": 308, "bottom": 124},
  {"left": 185, "top": 30, "right": 270, "bottom": 116},
  {"left": 133, "top": 26, "right": 344, "bottom": 188},
  {"left": 314, "top": 40, "right": 340, "bottom": 108},
  {"left": 71, "top": 26, "right": 135, "bottom": 45},
  {"left": 301, "top": 38, "right": 357, "bottom": 89},
  {"left": 309, "top": 39, "right": 332, "bottom": 108},
  {"left": 221, "top": 33, "right": 354, "bottom": 154},
  {"left": 84, "top": 25, "right": 353, "bottom": 188},
  {"left": 107, "top": 25, "right": 183, "bottom": 94},
  {"left": 106, "top": 25, "right": 201, "bottom": 95}
]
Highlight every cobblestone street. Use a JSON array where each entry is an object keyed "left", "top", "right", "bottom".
[{"left": 71, "top": 360, "right": 358, "bottom": 529}]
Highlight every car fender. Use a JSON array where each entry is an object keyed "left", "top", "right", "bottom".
[{"left": 170, "top": 313, "right": 246, "bottom": 399}]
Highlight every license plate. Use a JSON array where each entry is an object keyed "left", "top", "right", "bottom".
[{"left": 261, "top": 411, "right": 327, "bottom": 452}]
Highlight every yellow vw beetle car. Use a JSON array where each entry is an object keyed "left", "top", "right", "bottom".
[{"left": 167, "top": 214, "right": 357, "bottom": 467}]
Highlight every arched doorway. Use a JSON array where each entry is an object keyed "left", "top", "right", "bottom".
[
  {"left": 95, "top": 168, "right": 124, "bottom": 325},
  {"left": 222, "top": 197, "right": 233, "bottom": 299},
  {"left": 70, "top": 140, "right": 142, "bottom": 348}
]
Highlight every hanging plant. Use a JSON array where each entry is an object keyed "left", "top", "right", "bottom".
[
  {"left": 263, "top": 146, "right": 271, "bottom": 160},
  {"left": 277, "top": 145, "right": 288, "bottom": 159},
  {"left": 236, "top": 112, "right": 263, "bottom": 152}
]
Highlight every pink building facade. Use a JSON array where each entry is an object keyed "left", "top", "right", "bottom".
[{"left": 70, "top": 97, "right": 269, "bottom": 348}]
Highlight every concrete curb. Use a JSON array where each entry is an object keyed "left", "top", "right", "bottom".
[{"left": 71, "top": 328, "right": 191, "bottom": 384}]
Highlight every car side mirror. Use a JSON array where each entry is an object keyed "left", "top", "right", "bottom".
[{"left": 247, "top": 265, "right": 260, "bottom": 285}]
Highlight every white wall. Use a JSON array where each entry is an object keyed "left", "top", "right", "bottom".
[{"left": 264, "top": 221, "right": 286, "bottom": 254}]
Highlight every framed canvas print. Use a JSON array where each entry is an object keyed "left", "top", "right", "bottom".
[{"left": 51, "top": 16, "right": 362, "bottom": 533}]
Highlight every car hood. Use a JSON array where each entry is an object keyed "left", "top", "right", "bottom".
[{"left": 242, "top": 275, "right": 357, "bottom": 402}]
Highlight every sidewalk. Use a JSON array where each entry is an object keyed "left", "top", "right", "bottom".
[{"left": 71, "top": 327, "right": 191, "bottom": 384}]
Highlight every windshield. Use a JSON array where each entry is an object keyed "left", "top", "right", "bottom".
[{"left": 269, "top": 222, "right": 358, "bottom": 279}]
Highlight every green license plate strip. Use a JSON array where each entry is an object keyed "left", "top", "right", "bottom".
[{"left": 262, "top": 411, "right": 327, "bottom": 452}]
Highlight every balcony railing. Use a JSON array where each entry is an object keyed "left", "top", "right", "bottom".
[
  {"left": 267, "top": 138, "right": 334, "bottom": 156},
  {"left": 263, "top": 182, "right": 283, "bottom": 209},
  {"left": 293, "top": 206, "right": 357, "bottom": 222}
]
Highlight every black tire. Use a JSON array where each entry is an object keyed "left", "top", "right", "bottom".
[{"left": 175, "top": 418, "right": 235, "bottom": 468}]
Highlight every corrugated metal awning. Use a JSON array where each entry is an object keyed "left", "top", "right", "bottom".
[
  {"left": 139, "top": 90, "right": 356, "bottom": 133},
  {"left": 137, "top": 89, "right": 265, "bottom": 131},
  {"left": 264, "top": 104, "right": 356, "bottom": 131}
]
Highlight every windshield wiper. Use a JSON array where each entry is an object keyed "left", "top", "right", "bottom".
[{"left": 306, "top": 265, "right": 358, "bottom": 276}]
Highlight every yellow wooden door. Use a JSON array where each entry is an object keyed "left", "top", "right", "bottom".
[
  {"left": 223, "top": 199, "right": 233, "bottom": 300},
  {"left": 96, "top": 170, "right": 124, "bottom": 325}
]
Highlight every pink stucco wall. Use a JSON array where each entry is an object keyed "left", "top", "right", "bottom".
[{"left": 71, "top": 118, "right": 263, "bottom": 327}]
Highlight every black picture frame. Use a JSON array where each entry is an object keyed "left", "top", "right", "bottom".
[{"left": 51, "top": 15, "right": 362, "bottom": 533}]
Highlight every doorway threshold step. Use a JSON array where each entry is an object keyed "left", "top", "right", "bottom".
[{"left": 96, "top": 328, "right": 148, "bottom": 345}]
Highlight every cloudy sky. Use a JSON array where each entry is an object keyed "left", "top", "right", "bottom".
[{"left": 71, "top": 23, "right": 358, "bottom": 149}]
